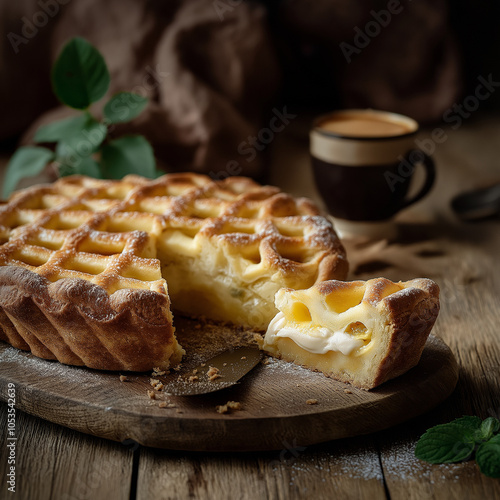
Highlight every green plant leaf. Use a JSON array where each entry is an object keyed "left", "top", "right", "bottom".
[
  {"left": 476, "top": 434, "right": 500, "bottom": 478},
  {"left": 100, "top": 135, "right": 155, "bottom": 179},
  {"left": 478, "top": 417, "right": 500, "bottom": 442},
  {"left": 34, "top": 114, "right": 89, "bottom": 143},
  {"left": 154, "top": 167, "right": 165, "bottom": 178},
  {"left": 52, "top": 37, "right": 110, "bottom": 109},
  {"left": 103, "top": 92, "right": 148, "bottom": 124},
  {"left": 415, "top": 423, "right": 476, "bottom": 464},
  {"left": 451, "top": 416, "right": 483, "bottom": 431},
  {"left": 57, "top": 163, "right": 75, "bottom": 177},
  {"left": 55, "top": 114, "right": 106, "bottom": 165},
  {"left": 72, "top": 156, "right": 101, "bottom": 178},
  {"left": 2, "top": 146, "right": 54, "bottom": 199},
  {"left": 56, "top": 157, "right": 102, "bottom": 179}
]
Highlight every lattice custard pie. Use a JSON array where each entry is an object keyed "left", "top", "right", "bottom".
[
  {"left": 0, "top": 173, "right": 348, "bottom": 371},
  {"left": 262, "top": 278, "right": 440, "bottom": 389}
]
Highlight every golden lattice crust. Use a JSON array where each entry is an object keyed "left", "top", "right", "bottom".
[
  {"left": 0, "top": 266, "right": 180, "bottom": 371},
  {"left": 0, "top": 173, "right": 347, "bottom": 371},
  {"left": 262, "top": 277, "right": 440, "bottom": 389}
]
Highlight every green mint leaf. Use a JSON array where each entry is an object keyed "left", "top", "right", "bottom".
[
  {"left": 57, "top": 156, "right": 101, "bottom": 178},
  {"left": 2, "top": 147, "right": 54, "bottom": 199},
  {"left": 476, "top": 434, "right": 500, "bottom": 478},
  {"left": 478, "top": 417, "right": 500, "bottom": 442},
  {"left": 154, "top": 167, "right": 165, "bottom": 178},
  {"left": 72, "top": 156, "right": 101, "bottom": 178},
  {"left": 55, "top": 114, "right": 106, "bottom": 165},
  {"left": 103, "top": 92, "right": 148, "bottom": 124},
  {"left": 57, "top": 163, "right": 75, "bottom": 177},
  {"left": 34, "top": 114, "right": 88, "bottom": 143},
  {"left": 100, "top": 135, "right": 155, "bottom": 179},
  {"left": 415, "top": 423, "right": 476, "bottom": 464},
  {"left": 52, "top": 37, "right": 110, "bottom": 109},
  {"left": 450, "top": 416, "right": 483, "bottom": 431}
]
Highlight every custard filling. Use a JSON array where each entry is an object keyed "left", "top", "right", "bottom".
[{"left": 265, "top": 302, "right": 374, "bottom": 357}]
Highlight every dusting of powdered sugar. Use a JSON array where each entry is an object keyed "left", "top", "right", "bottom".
[
  {"left": 268, "top": 440, "right": 384, "bottom": 485},
  {"left": 322, "top": 447, "right": 383, "bottom": 481},
  {"left": 380, "top": 438, "right": 463, "bottom": 483},
  {"left": 261, "top": 356, "right": 323, "bottom": 380}
]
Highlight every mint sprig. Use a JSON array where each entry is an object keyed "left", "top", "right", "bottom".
[
  {"left": 476, "top": 434, "right": 500, "bottom": 478},
  {"left": 2, "top": 147, "right": 55, "bottom": 197},
  {"left": 2, "top": 37, "right": 157, "bottom": 199},
  {"left": 51, "top": 36, "right": 110, "bottom": 110},
  {"left": 415, "top": 416, "right": 500, "bottom": 478}
]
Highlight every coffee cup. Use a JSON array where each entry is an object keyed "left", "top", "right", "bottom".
[{"left": 310, "top": 109, "right": 435, "bottom": 238}]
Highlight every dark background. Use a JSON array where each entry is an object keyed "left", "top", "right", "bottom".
[{"left": 1, "top": 0, "right": 499, "bottom": 178}]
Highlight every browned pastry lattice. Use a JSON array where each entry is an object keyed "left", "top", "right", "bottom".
[{"left": 0, "top": 173, "right": 347, "bottom": 371}]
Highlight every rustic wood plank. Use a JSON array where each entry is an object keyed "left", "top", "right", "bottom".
[
  {"left": 0, "top": 403, "right": 135, "bottom": 500},
  {"left": 136, "top": 435, "right": 388, "bottom": 500}
]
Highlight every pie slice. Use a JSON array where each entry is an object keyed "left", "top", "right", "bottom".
[
  {"left": 262, "top": 277, "right": 440, "bottom": 389},
  {"left": 0, "top": 173, "right": 347, "bottom": 371}
]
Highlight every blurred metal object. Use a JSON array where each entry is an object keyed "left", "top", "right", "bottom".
[{"left": 451, "top": 182, "right": 500, "bottom": 221}]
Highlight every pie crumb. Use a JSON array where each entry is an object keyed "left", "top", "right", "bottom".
[
  {"left": 150, "top": 379, "right": 164, "bottom": 391},
  {"left": 344, "top": 389, "right": 353, "bottom": 394},
  {"left": 152, "top": 367, "right": 167, "bottom": 376},
  {"left": 227, "top": 401, "right": 241, "bottom": 410},
  {"left": 119, "top": 375, "right": 128, "bottom": 382},
  {"left": 158, "top": 402, "right": 167, "bottom": 408},
  {"left": 188, "top": 375, "right": 199, "bottom": 382},
  {"left": 207, "top": 366, "right": 221, "bottom": 381},
  {"left": 306, "top": 399, "right": 318, "bottom": 405},
  {"left": 216, "top": 401, "right": 242, "bottom": 414},
  {"left": 147, "top": 390, "right": 156, "bottom": 400},
  {"left": 241, "top": 356, "right": 247, "bottom": 360},
  {"left": 253, "top": 333, "right": 263, "bottom": 343}
]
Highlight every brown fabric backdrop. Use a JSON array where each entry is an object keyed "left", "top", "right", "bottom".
[{"left": 0, "top": 0, "right": 461, "bottom": 179}]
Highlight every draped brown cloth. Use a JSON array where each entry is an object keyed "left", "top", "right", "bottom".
[{"left": 0, "top": 0, "right": 461, "bottom": 179}]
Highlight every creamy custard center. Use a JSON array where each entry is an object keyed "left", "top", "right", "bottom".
[{"left": 266, "top": 311, "right": 369, "bottom": 356}]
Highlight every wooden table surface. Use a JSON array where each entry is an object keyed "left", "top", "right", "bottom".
[{"left": 1, "top": 113, "right": 499, "bottom": 499}]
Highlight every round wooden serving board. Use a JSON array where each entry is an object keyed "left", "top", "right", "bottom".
[{"left": 0, "top": 317, "right": 458, "bottom": 452}]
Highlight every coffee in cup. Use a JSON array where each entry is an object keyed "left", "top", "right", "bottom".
[{"left": 310, "top": 109, "right": 435, "bottom": 237}]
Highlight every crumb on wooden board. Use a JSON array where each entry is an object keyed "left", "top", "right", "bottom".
[{"left": 216, "top": 401, "right": 242, "bottom": 414}]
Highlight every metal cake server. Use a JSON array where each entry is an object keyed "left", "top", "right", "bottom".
[{"left": 162, "top": 347, "right": 263, "bottom": 396}]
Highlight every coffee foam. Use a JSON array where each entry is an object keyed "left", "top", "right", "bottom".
[
  {"left": 318, "top": 116, "right": 412, "bottom": 138},
  {"left": 310, "top": 132, "right": 415, "bottom": 166},
  {"left": 310, "top": 110, "right": 418, "bottom": 166}
]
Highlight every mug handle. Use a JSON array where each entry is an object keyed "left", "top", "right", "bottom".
[{"left": 398, "top": 149, "right": 436, "bottom": 210}]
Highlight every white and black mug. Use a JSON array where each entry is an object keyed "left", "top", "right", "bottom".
[{"left": 310, "top": 109, "right": 435, "bottom": 224}]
